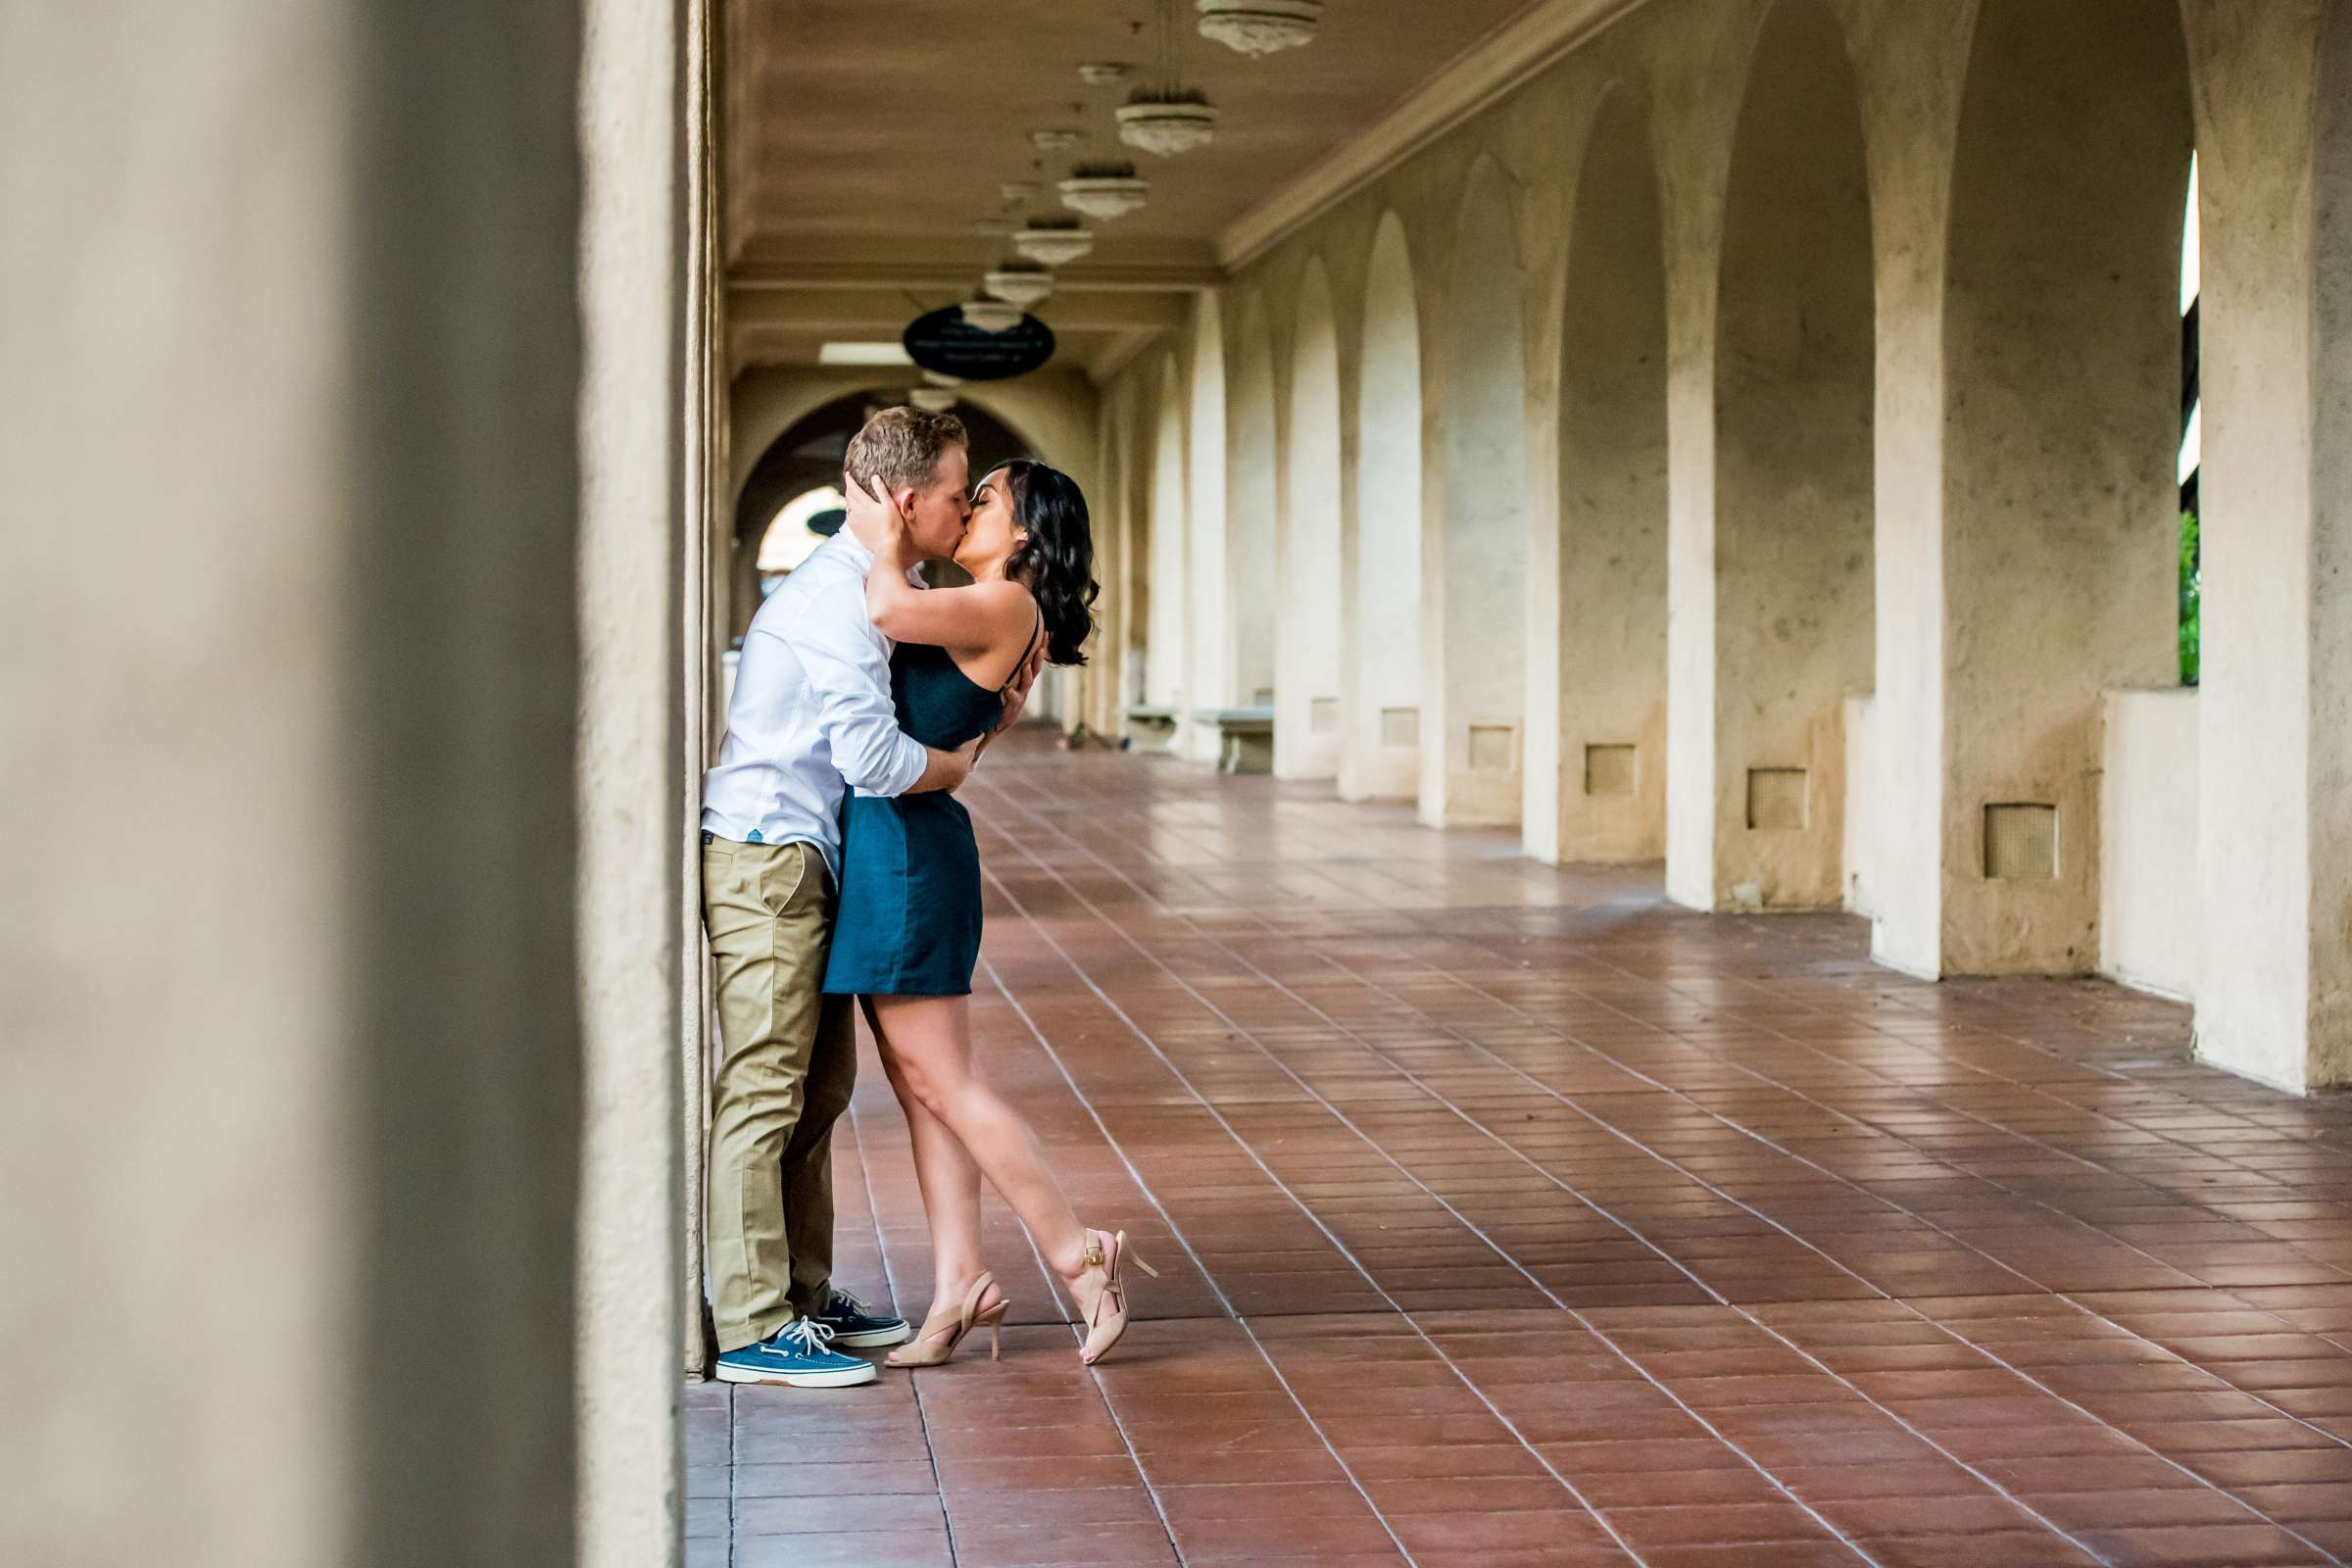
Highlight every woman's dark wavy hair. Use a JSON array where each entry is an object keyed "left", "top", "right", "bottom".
[{"left": 988, "top": 459, "right": 1098, "bottom": 666}]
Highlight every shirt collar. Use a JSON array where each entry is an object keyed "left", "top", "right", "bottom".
[{"left": 832, "top": 525, "right": 878, "bottom": 570}]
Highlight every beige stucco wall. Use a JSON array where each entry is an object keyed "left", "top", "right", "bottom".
[
  {"left": 2100, "top": 689, "right": 2200, "bottom": 1002},
  {"left": 1096, "top": 0, "right": 2350, "bottom": 1085},
  {"left": 3, "top": 3, "right": 590, "bottom": 1562}
]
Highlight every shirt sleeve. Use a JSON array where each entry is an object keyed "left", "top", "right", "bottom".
[{"left": 789, "top": 571, "right": 930, "bottom": 798}]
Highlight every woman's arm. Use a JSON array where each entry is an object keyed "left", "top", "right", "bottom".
[{"left": 851, "top": 479, "right": 1032, "bottom": 654}]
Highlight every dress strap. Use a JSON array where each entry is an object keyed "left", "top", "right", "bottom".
[{"left": 999, "top": 604, "right": 1044, "bottom": 693}]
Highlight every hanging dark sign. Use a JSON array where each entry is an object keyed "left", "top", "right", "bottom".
[{"left": 902, "top": 307, "right": 1056, "bottom": 381}]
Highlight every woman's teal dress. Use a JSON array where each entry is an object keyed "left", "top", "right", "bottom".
[{"left": 823, "top": 618, "right": 1038, "bottom": 997}]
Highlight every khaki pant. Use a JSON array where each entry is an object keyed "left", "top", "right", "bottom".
[{"left": 702, "top": 837, "right": 856, "bottom": 1351}]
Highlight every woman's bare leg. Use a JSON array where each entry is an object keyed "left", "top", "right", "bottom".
[
  {"left": 863, "top": 997, "right": 991, "bottom": 1319},
  {"left": 867, "top": 993, "right": 1101, "bottom": 1308}
]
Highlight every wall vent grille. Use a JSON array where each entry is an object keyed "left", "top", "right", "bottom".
[
  {"left": 1984, "top": 803, "right": 2059, "bottom": 880},
  {"left": 1746, "top": 768, "right": 1809, "bottom": 831}
]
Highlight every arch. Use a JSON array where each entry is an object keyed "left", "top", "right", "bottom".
[
  {"left": 1555, "top": 82, "right": 1669, "bottom": 863},
  {"left": 1350, "top": 212, "right": 1423, "bottom": 802},
  {"left": 1148, "top": 354, "right": 1189, "bottom": 714},
  {"left": 1185, "top": 294, "right": 1231, "bottom": 759},
  {"left": 1432, "top": 160, "right": 1530, "bottom": 827},
  {"left": 1937, "top": 0, "right": 2193, "bottom": 970},
  {"left": 726, "top": 389, "right": 1032, "bottom": 642},
  {"left": 1674, "top": 0, "right": 1876, "bottom": 910},
  {"left": 1278, "top": 260, "right": 1345, "bottom": 778},
  {"left": 1228, "top": 291, "right": 1280, "bottom": 716}
]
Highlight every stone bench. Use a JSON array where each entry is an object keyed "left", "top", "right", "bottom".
[
  {"left": 1122, "top": 704, "right": 1179, "bottom": 753},
  {"left": 1194, "top": 706, "right": 1274, "bottom": 774}
]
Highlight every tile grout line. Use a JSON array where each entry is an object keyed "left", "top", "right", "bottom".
[
  {"left": 974, "top": 771, "right": 2352, "bottom": 1565},
  {"left": 1593, "top": 952, "right": 2352, "bottom": 1277},
  {"left": 1195, "top": 864, "right": 2352, "bottom": 1560},
  {"left": 978, "top": 789, "right": 2132, "bottom": 1564},
  {"left": 996, "top": 1161, "right": 1194, "bottom": 1567},
  {"left": 1401, "top": 947, "right": 2352, "bottom": 1422},
  {"left": 973, "top": 828, "right": 1890, "bottom": 1565},
  {"left": 843, "top": 1100, "right": 963, "bottom": 1568},
  {"left": 976, "top": 952, "right": 1433, "bottom": 1568}
]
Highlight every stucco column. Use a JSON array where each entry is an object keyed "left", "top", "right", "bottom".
[
  {"left": 1544, "top": 86, "right": 1671, "bottom": 868},
  {"left": 1655, "top": 10, "right": 1744, "bottom": 908},
  {"left": 3, "top": 4, "right": 587, "bottom": 1563},
  {"left": 1184, "top": 292, "right": 1231, "bottom": 760},
  {"left": 1845, "top": 0, "right": 1978, "bottom": 979},
  {"left": 2183, "top": 0, "right": 2351, "bottom": 1090},
  {"left": 1934, "top": 0, "right": 2190, "bottom": 975},
  {"left": 1702, "top": 0, "right": 1877, "bottom": 914},
  {"left": 577, "top": 0, "right": 693, "bottom": 1558}
]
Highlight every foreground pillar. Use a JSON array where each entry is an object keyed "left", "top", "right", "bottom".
[
  {"left": 577, "top": 0, "right": 695, "bottom": 1558},
  {"left": 2184, "top": 0, "right": 2352, "bottom": 1090},
  {"left": 3, "top": 3, "right": 589, "bottom": 1563}
]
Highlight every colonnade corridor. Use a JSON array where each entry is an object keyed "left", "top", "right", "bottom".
[{"left": 689, "top": 732, "right": 2352, "bottom": 1568}]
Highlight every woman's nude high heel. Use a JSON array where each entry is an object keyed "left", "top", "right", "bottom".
[
  {"left": 886, "top": 1273, "right": 1010, "bottom": 1368},
  {"left": 1077, "top": 1229, "right": 1158, "bottom": 1366}
]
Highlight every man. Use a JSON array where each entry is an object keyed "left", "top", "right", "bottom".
[{"left": 701, "top": 406, "right": 1028, "bottom": 1387}]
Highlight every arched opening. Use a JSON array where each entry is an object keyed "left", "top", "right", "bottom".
[
  {"left": 1939, "top": 0, "right": 2192, "bottom": 971},
  {"left": 1279, "top": 261, "right": 1345, "bottom": 779},
  {"left": 728, "top": 390, "right": 1030, "bottom": 644},
  {"left": 1676, "top": 0, "right": 1875, "bottom": 910},
  {"left": 1229, "top": 291, "right": 1280, "bottom": 715},
  {"left": 1148, "top": 355, "right": 1189, "bottom": 718},
  {"left": 1185, "top": 295, "right": 1230, "bottom": 760},
  {"left": 756, "top": 483, "right": 845, "bottom": 595},
  {"left": 1348, "top": 212, "right": 1423, "bottom": 802},
  {"left": 1555, "top": 84, "right": 1669, "bottom": 863},
  {"left": 1433, "top": 161, "right": 1529, "bottom": 827}
]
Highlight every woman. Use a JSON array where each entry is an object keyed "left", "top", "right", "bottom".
[{"left": 826, "top": 458, "right": 1152, "bottom": 1368}]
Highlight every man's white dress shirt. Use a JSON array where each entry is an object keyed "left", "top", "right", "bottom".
[{"left": 701, "top": 528, "right": 928, "bottom": 876}]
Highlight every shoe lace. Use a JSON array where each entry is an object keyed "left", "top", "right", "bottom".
[
  {"left": 774, "top": 1319, "right": 838, "bottom": 1356},
  {"left": 825, "top": 1287, "right": 872, "bottom": 1319}
]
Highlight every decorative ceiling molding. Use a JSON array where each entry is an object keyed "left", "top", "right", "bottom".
[{"left": 1214, "top": 0, "right": 1652, "bottom": 269}]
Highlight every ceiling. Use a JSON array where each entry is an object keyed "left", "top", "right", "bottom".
[{"left": 722, "top": 0, "right": 1557, "bottom": 378}]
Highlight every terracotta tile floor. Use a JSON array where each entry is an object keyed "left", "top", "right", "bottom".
[{"left": 688, "top": 736, "right": 2352, "bottom": 1567}]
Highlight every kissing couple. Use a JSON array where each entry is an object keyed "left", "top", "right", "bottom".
[{"left": 700, "top": 405, "right": 1152, "bottom": 1388}]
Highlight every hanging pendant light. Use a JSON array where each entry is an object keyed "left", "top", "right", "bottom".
[
  {"left": 1060, "top": 161, "right": 1151, "bottom": 220},
  {"left": 1197, "top": 0, "right": 1321, "bottom": 56},
  {"left": 982, "top": 262, "right": 1054, "bottom": 309},
  {"left": 1012, "top": 219, "right": 1096, "bottom": 267},
  {"left": 958, "top": 298, "right": 1024, "bottom": 333},
  {"left": 1121, "top": 0, "right": 1218, "bottom": 158}
]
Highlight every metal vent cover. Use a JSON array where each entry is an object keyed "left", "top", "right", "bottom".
[
  {"left": 1984, "top": 803, "right": 2059, "bottom": 880},
  {"left": 1746, "top": 768, "right": 1809, "bottom": 831}
]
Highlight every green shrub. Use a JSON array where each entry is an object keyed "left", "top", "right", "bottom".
[{"left": 2180, "top": 508, "right": 2200, "bottom": 686}]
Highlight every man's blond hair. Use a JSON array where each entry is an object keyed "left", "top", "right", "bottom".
[{"left": 844, "top": 406, "right": 968, "bottom": 497}]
